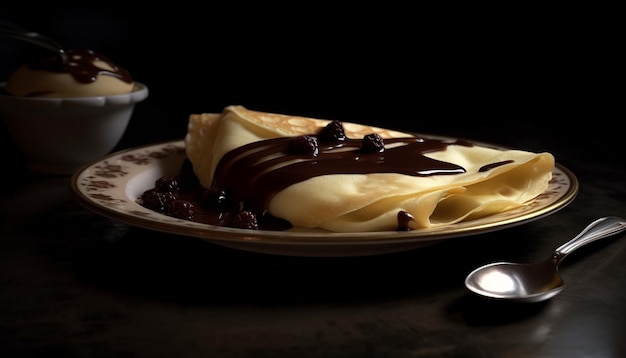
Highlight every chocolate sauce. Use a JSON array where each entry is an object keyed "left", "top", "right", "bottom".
[
  {"left": 142, "top": 123, "right": 516, "bottom": 231},
  {"left": 28, "top": 48, "right": 132, "bottom": 84},
  {"left": 211, "top": 136, "right": 470, "bottom": 216},
  {"left": 479, "top": 160, "right": 514, "bottom": 172}
]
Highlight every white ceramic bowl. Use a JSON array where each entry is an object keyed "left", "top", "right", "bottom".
[{"left": 0, "top": 82, "right": 148, "bottom": 175}]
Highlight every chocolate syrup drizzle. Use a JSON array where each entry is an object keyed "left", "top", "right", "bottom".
[
  {"left": 479, "top": 160, "right": 514, "bottom": 172},
  {"left": 144, "top": 122, "right": 517, "bottom": 231},
  {"left": 28, "top": 48, "right": 132, "bottom": 84},
  {"left": 211, "top": 135, "right": 473, "bottom": 217}
]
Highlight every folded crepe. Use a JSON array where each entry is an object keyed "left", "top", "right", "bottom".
[{"left": 185, "top": 105, "right": 554, "bottom": 232}]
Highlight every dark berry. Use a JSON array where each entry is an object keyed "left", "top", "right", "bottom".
[
  {"left": 228, "top": 210, "right": 259, "bottom": 230},
  {"left": 396, "top": 210, "right": 415, "bottom": 231},
  {"left": 361, "top": 133, "right": 385, "bottom": 153},
  {"left": 155, "top": 176, "right": 179, "bottom": 193},
  {"left": 318, "top": 120, "right": 346, "bottom": 143},
  {"left": 290, "top": 135, "right": 319, "bottom": 157},
  {"left": 168, "top": 200, "right": 194, "bottom": 220},
  {"left": 141, "top": 190, "right": 178, "bottom": 213},
  {"left": 198, "top": 188, "right": 230, "bottom": 209}
]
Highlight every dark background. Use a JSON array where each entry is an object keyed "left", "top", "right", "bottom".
[
  {"left": 1, "top": 6, "right": 625, "bottom": 357},
  {"left": 0, "top": 4, "right": 620, "bottom": 164}
]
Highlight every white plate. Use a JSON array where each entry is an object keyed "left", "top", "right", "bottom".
[{"left": 70, "top": 140, "right": 579, "bottom": 257}]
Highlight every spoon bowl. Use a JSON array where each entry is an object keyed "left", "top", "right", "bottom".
[{"left": 465, "top": 216, "right": 626, "bottom": 303}]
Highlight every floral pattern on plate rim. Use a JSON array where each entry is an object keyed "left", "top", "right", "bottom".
[{"left": 73, "top": 140, "right": 575, "bottom": 233}]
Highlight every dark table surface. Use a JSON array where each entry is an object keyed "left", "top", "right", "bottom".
[
  {"left": 2, "top": 102, "right": 625, "bottom": 358},
  {"left": 1, "top": 7, "right": 625, "bottom": 358}
]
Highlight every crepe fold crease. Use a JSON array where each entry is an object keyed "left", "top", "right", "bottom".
[{"left": 185, "top": 105, "right": 554, "bottom": 232}]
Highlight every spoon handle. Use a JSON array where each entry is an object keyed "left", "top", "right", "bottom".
[
  {"left": 555, "top": 216, "right": 626, "bottom": 259},
  {"left": 0, "top": 27, "right": 67, "bottom": 64}
]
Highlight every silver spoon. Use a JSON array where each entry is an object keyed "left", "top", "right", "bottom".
[
  {"left": 465, "top": 216, "right": 626, "bottom": 303},
  {"left": 0, "top": 27, "right": 67, "bottom": 65}
]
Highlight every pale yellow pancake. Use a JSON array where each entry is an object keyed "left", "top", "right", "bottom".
[{"left": 185, "top": 105, "right": 554, "bottom": 232}]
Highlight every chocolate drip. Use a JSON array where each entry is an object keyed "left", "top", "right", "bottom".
[
  {"left": 141, "top": 126, "right": 519, "bottom": 231},
  {"left": 211, "top": 136, "right": 471, "bottom": 215},
  {"left": 479, "top": 160, "right": 514, "bottom": 172},
  {"left": 27, "top": 48, "right": 132, "bottom": 84}
]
